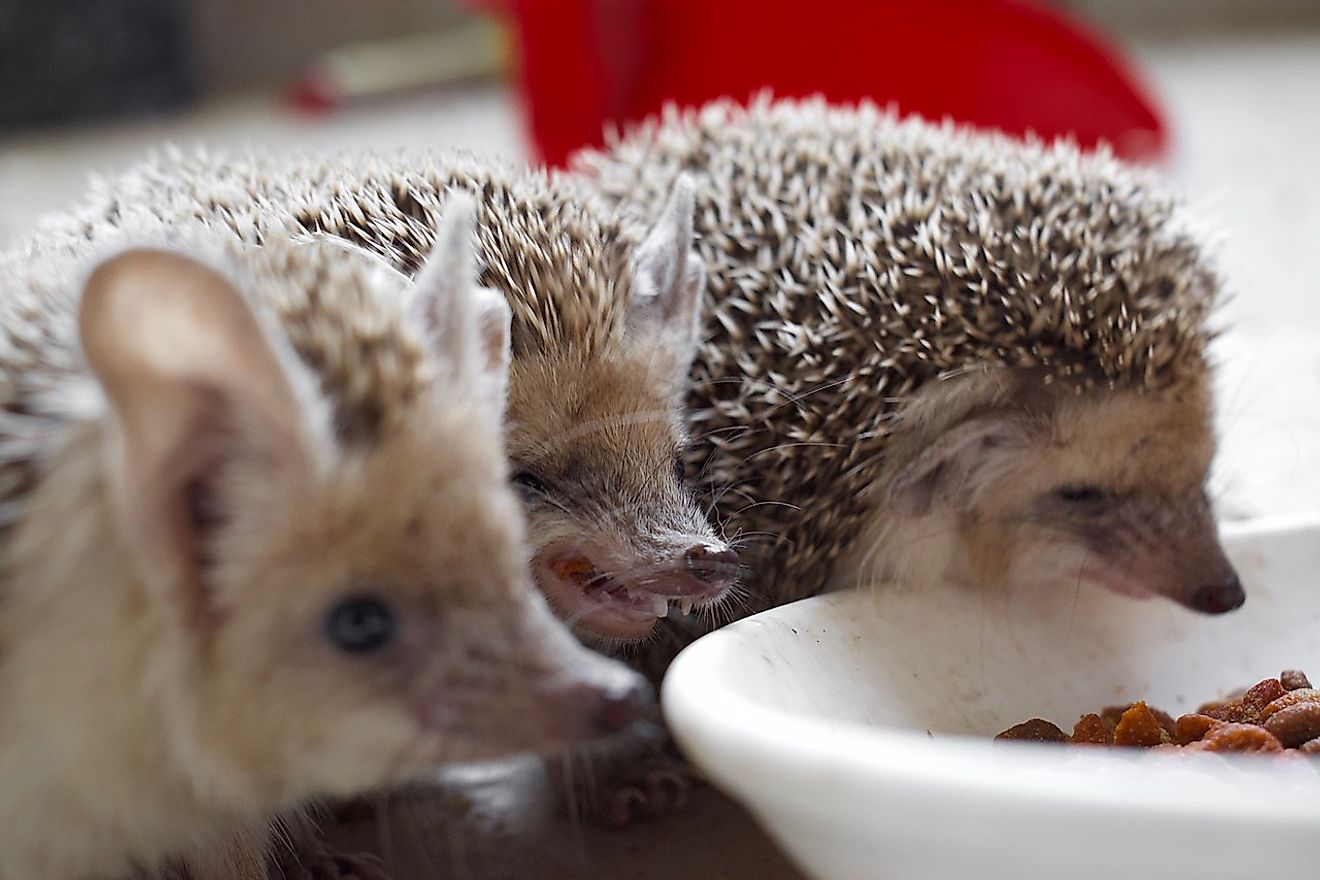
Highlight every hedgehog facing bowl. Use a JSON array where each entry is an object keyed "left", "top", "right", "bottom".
[{"left": 574, "top": 96, "right": 1243, "bottom": 662}]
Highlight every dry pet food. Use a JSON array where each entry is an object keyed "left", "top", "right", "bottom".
[{"left": 996, "top": 670, "right": 1320, "bottom": 755}]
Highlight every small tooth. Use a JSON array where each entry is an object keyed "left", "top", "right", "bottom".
[
  {"left": 650, "top": 595, "right": 669, "bottom": 618},
  {"left": 679, "top": 598, "right": 694, "bottom": 615}
]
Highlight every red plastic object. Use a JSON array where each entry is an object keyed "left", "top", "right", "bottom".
[{"left": 465, "top": 0, "right": 1169, "bottom": 167}]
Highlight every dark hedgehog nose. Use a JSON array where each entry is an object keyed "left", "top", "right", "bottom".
[
  {"left": 1190, "top": 574, "right": 1246, "bottom": 614},
  {"left": 684, "top": 543, "right": 740, "bottom": 587},
  {"left": 593, "top": 678, "right": 656, "bottom": 735}
]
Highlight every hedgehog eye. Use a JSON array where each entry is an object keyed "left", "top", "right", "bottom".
[
  {"left": 672, "top": 455, "right": 687, "bottom": 484},
  {"left": 324, "top": 594, "right": 397, "bottom": 655},
  {"left": 512, "top": 471, "right": 547, "bottom": 501},
  {"left": 1055, "top": 486, "right": 1109, "bottom": 504}
]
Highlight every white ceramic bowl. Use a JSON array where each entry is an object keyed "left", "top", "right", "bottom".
[{"left": 662, "top": 515, "right": 1320, "bottom": 880}]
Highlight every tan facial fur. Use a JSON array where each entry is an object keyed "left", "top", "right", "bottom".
[
  {"left": 507, "top": 340, "right": 726, "bottom": 645},
  {"left": 0, "top": 205, "right": 645, "bottom": 880},
  {"left": 851, "top": 369, "right": 1241, "bottom": 614},
  {"left": 499, "top": 180, "right": 738, "bottom": 646}
]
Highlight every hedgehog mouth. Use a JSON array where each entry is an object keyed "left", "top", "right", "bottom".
[{"left": 535, "top": 555, "right": 710, "bottom": 641}]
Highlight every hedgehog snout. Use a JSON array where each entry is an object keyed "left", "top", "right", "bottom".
[
  {"left": 1187, "top": 573, "right": 1246, "bottom": 615},
  {"left": 684, "top": 543, "right": 740, "bottom": 590}
]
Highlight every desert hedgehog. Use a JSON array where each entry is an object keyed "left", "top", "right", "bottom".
[
  {"left": 28, "top": 149, "right": 740, "bottom": 651},
  {"left": 574, "top": 96, "right": 1242, "bottom": 628},
  {"left": 0, "top": 203, "right": 648, "bottom": 879}
]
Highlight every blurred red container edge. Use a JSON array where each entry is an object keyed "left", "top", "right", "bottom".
[{"left": 464, "top": 0, "right": 1169, "bottom": 168}]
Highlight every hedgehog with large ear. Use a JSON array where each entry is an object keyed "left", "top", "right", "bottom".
[
  {"left": 34, "top": 150, "right": 738, "bottom": 651},
  {"left": 574, "top": 95, "right": 1240, "bottom": 633},
  {"left": 0, "top": 198, "right": 650, "bottom": 880}
]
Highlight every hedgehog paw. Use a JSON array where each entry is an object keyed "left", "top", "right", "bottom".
[{"left": 597, "top": 759, "right": 697, "bottom": 828}]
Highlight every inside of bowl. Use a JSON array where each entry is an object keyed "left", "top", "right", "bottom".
[{"left": 721, "top": 519, "right": 1320, "bottom": 738}]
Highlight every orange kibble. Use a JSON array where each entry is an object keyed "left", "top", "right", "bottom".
[
  {"left": 1070, "top": 713, "right": 1111, "bottom": 745},
  {"left": 1113, "top": 702, "right": 1168, "bottom": 747},
  {"left": 1173, "top": 714, "right": 1216, "bottom": 745},
  {"left": 1243, "top": 678, "right": 1287, "bottom": 717},
  {"left": 996, "top": 672, "right": 1315, "bottom": 759},
  {"left": 1260, "top": 689, "right": 1320, "bottom": 722},
  {"left": 1185, "top": 722, "right": 1284, "bottom": 754},
  {"left": 1263, "top": 702, "right": 1320, "bottom": 748}
]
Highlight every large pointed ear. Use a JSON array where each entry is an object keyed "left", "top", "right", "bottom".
[
  {"left": 80, "top": 247, "right": 312, "bottom": 619},
  {"left": 407, "top": 191, "right": 512, "bottom": 403},
  {"left": 888, "top": 413, "right": 1036, "bottom": 517},
  {"left": 626, "top": 174, "right": 706, "bottom": 357}
]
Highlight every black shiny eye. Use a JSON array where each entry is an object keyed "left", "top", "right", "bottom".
[
  {"left": 324, "top": 595, "right": 397, "bottom": 655},
  {"left": 672, "top": 455, "right": 687, "bottom": 483},
  {"left": 512, "top": 471, "right": 547, "bottom": 500},
  {"left": 1056, "top": 486, "right": 1107, "bottom": 504}
]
